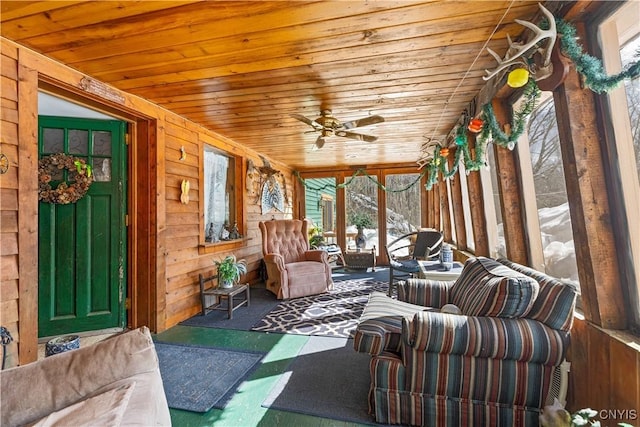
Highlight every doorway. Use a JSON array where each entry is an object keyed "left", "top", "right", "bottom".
[{"left": 38, "top": 116, "right": 127, "bottom": 337}]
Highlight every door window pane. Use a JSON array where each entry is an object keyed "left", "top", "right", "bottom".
[
  {"left": 68, "top": 129, "right": 88, "bottom": 155},
  {"left": 92, "top": 158, "right": 112, "bottom": 182},
  {"left": 42, "top": 128, "right": 64, "bottom": 153},
  {"left": 92, "top": 131, "right": 112, "bottom": 156},
  {"left": 527, "top": 96, "right": 579, "bottom": 287}
]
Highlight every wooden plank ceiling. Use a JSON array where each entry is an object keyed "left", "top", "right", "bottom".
[{"left": 1, "top": 0, "right": 545, "bottom": 170}]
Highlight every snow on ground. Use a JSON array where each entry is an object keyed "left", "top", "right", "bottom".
[{"left": 352, "top": 201, "right": 579, "bottom": 286}]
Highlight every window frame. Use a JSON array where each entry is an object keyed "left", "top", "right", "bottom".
[
  {"left": 198, "top": 143, "right": 245, "bottom": 254},
  {"left": 594, "top": 3, "right": 640, "bottom": 330}
]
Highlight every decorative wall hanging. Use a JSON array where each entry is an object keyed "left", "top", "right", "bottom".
[
  {"left": 0, "top": 153, "right": 8, "bottom": 174},
  {"left": 483, "top": 4, "right": 558, "bottom": 85},
  {"left": 179, "top": 146, "right": 187, "bottom": 161},
  {"left": 261, "top": 176, "right": 285, "bottom": 214},
  {"left": 482, "top": 3, "right": 640, "bottom": 93},
  {"left": 180, "top": 179, "right": 190, "bottom": 204},
  {"left": 247, "top": 155, "right": 288, "bottom": 207},
  {"left": 38, "top": 153, "right": 93, "bottom": 204}
]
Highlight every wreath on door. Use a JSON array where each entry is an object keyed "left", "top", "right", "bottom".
[{"left": 38, "top": 153, "right": 93, "bottom": 204}]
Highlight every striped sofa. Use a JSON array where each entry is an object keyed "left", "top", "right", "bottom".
[{"left": 353, "top": 257, "right": 577, "bottom": 426}]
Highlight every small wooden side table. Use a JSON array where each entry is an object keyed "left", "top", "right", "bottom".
[{"left": 199, "top": 274, "right": 250, "bottom": 319}]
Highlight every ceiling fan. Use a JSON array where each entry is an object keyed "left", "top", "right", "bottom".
[{"left": 291, "top": 109, "right": 384, "bottom": 149}]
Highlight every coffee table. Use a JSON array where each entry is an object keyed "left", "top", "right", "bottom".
[{"left": 417, "top": 260, "right": 464, "bottom": 281}]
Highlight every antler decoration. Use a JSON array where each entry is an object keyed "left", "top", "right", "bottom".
[{"left": 483, "top": 3, "right": 557, "bottom": 82}]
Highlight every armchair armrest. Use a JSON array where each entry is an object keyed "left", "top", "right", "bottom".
[
  {"left": 304, "top": 249, "right": 328, "bottom": 263},
  {"left": 397, "top": 278, "right": 453, "bottom": 308},
  {"left": 264, "top": 253, "right": 285, "bottom": 269},
  {"left": 402, "top": 312, "right": 569, "bottom": 366}
]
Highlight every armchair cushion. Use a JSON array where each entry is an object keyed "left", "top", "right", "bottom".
[
  {"left": 497, "top": 258, "right": 577, "bottom": 331},
  {"left": 403, "top": 311, "right": 568, "bottom": 365},
  {"left": 450, "top": 257, "right": 540, "bottom": 318},
  {"left": 353, "top": 292, "right": 432, "bottom": 356}
]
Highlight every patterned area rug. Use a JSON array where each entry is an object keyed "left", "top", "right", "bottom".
[{"left": 251, "top": 278, "right": 388, "bottom": 338}]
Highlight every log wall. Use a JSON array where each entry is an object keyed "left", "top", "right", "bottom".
[{"left": 0, "top": 38, "right": 293, "bottom": 366}]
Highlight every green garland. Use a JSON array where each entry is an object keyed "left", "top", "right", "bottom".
[
  {"left": 424, "top": 13, "right": 640, "bottom": 189},
  {"left": 424, "top": 80, "right": 540, "bottom": 190},
  {"left": 556, "top": 18, "right": 640, "bottom": 93},
  {"left": 295, "top": 168, "right": 428, "bottom": 193}
]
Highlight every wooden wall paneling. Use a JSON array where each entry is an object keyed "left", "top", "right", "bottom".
[
  {"left": 568, "top": 316, "right": 640, "bottom": 414},
  {"left": 553, "top": 23, "right": 626, "bottom": 330},
  {"left": 491, "top": 98, "right": 529, "bottom": 265},
  {"left": 16, "top": 54, "right": 38, "bottom": 364},
  {"left": 465, "top": 135, "right": 490, "bottom": 256},
  {"left": 448, "top": 150, "right": 467, "bottom": 251},
  {"left": 609, "top": 331, "right": 640, "bottom": 410}
]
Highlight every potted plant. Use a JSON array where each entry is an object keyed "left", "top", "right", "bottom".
[
  {"left": 349, "top": 212, "right": 374, "bottom": 249},
  {"left": 308, "top": 223, "right": 325, "bottom": 248},
  {"left": 214, "top": 255, "right": 247, "bottom": 289}
]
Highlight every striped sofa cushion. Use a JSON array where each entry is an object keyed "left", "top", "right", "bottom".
[
  {"left": 450, "top": 257, "right": 539, "bottom": 318},
  {"left": 497, "top": 259, "right": 577, "bottom": 332},
  {"left": 353, "top": 292, "right": 428, "bottom": 356}
]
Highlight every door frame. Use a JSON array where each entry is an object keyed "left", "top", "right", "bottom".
[{"left": 37, "top": 80, "right": 161, "bottom": 332}]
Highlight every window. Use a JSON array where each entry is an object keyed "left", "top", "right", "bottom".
[
  {"left": 446, "top": 178, "right": 457, "bottom": 244},
  {"left": 303, "top": 177, "right": 337, "bottom": 243},
  {"left": 203, "top": 145, "right": 238, "bottom": 243},
  {"left": 599, "top": 1, "right": 640, "bottom": 327},
  {"left": 385, "top": 172, "right": 422, "bottom": 235},
  {"left": 320, "top": 195, "right": 334, "bottom": 234},
  {"left": 485, "top": 144, "right": 506, "bottom": 258},
  {"left": 526, "top": 95, "right": 579, "bottom": 288},
  {"left": 345, "top": 174, "right": 379, "bottom": 253},
  {"left": 458, "top": 162, "right": 475, "bottom": 252}
]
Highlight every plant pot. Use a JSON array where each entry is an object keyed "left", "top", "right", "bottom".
[
  {"left": 220, "top": 279, "right": 234, "bottom": 289},
  {"left": 45, "top": 335, "right": 80, "bottom": 357}
]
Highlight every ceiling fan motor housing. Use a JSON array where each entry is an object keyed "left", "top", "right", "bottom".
[{"left": 316, "top": 110, "right": 342, "bottom": 130}]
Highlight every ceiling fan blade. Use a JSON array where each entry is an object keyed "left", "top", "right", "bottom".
[
  {"left": 291, "top": 113, "right": 322, "bottom": 129},
  {"left": 341, "top": 115, "right": 384, "bottom": 130},
  {"left": 335, "top": 130, "right": 378, "bottom": 142},
  {"left": 315, "top": 135, "right": 326, "bottom": 149}
]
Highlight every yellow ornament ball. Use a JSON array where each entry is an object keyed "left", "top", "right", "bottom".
[{"left": 507, "top": 68, "right": 530, "bottom": 88}]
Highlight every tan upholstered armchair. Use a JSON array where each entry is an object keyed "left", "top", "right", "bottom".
[{"left": 259, "top": 219, "right": 333, "bottom": 299}]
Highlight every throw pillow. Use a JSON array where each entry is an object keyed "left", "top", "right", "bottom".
[{"left": 450, "top": 257, "right": 540, "bottom": 318}]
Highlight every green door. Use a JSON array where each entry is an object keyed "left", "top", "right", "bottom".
[{"left": 38, "top": 116, "right": 127, "bottom": 337}]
